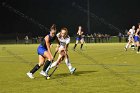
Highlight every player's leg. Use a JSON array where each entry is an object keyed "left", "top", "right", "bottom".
[
  {"left": 65, "top": 54, "right": 76, "bottom": 74},
  {"left": 137, "top": 41, "right": 140, "bottom": 53},
  {"left": 132, "top": 37, "right": 135, "bottom": 45},
  {"left": 40, "top": 51, "right": 53, "bottom": 76},
  {"left": 27, "top": 55, "right": 45, "bottom": 79},
  {"left": 134, "top": 36, "right": 137, "bottom": 47},
  {"left": 51, "top": 49, "right": 65, "bottom": 68},
  {"left": 46, "top": 50, "right": 58, "bottom": 69},
  {"left": 131, "top": 38, "right": 135, "bottom": 50},
  {"left": 134, "top": 36, "right": 140, "bottom": 53},
  {"left": 73, "top": 39, "right": 79, "bottom": 50},
  {"left": 80, "top": 38, "right": 84, "bottom": 50},
  {"left": 137, "top": 46, "right": 140, "bottom": 53},
  {"left": 27, "top": 45, "right": 47, "bottom": 79},
  {"left": 45, "top": 50, "right": 65, "bottom": 74},
  {"left": 125, "top": 37, "right": 131, "bottom": 51},
  {"left": 51, "top": 55, "right": 62, "bottom": 67}
]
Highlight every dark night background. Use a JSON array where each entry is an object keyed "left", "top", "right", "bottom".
[{"left": 0, "top": 0, "right": 140, "bottom": 38}]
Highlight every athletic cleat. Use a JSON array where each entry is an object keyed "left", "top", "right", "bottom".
[
  {"left": 124, "top": 47, "right": 127, "bottom": 51},
  {"left": 70, "top": 67, "right": 76, "bottom": 74},
  {"left": 27, "top": 72, "right": 34, "bottom": 79},
  {"left": 40, "top": 70, "right": 48, "bottom": 77},
  {"left": 137, "top": 52, "right": 140, "bottom": 54}
]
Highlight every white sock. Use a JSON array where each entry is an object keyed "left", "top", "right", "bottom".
[
  {"left": 132, "top": 43, "right": 134, "bottom": 46},
  {"left": 125, "top": 43, "right": 129, "bottom": 48},
  {"left": 45, "top": 61, "right": 59, "bottom": 74},
  {"left": 50, "top": 61, "right": 58, "bottom": 68},
  {"left": 132, "top": 43, "right": 135, "bottom": 47},
  {"left": 45, "top": 61, "right": 58, "bottom": 74},
  {"left": 65, "top": 58, "right": 72, "bottom": 71}
]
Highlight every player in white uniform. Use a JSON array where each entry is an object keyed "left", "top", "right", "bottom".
[
  {"left": 124, "top": 26, "right": 135, "bottom": 51},
  {"left": 45, "top": 27, "right": 76, "bottom": 75}
]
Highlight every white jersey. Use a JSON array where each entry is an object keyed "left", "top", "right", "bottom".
[
  {"left": 57, "top": 33, "right": 70, "bottom": 49},
  {"left": 128, "top": 29, "right": 135, "bottom": 37}
]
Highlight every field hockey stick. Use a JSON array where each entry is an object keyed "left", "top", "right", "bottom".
[
  {"left": 45, "top": 50, "right": 58, "bottom": 76},
  {"left": 47, "top": 63, "right": 59, "bottom": 78},
  {"left": 46, "top": 61, "right": 61, "bottom": 79},
  {"left": 46, "top": 56, "right": 64, "bottom": 79},
  {"left": 53, "top": 50, "right": 58, "bottom": 60}
]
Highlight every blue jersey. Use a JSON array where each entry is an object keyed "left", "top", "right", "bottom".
[
  {"left": 40, "top": 34, "right": 56, "bottom": 49},
  {"left": 37, "top": 34, "right": 56, "bottom": 55}
]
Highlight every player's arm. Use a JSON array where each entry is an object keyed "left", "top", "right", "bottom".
[
  {"left": 127, "top": 30, "right": 131, "bottom": 35},
  {"left": 81, "top": 31, "right": 83, "bottom": 35},
  {"left": 45, "top": 36, "right": 52, "bottom": 56},
  {"left": 55, "top": 36, "right": 60, "bottom": 52},
  {"left": 134, "top": 30, "right": 136, "bottom": 33},
  {"left": 138, "top": 30, "right": 140, "bottom": 37},
  {"left": 136, "top": 29, "right": 139, "bottom": 36},
  {"left": 77, "top": 30, "right": 79, "bottom": 35}
]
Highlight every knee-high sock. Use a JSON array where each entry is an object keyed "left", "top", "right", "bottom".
[
  {"left": 30, "top": 64, "right": 40, "bottom": 74},
  {"left": 80, "top": 44, "right": 83, "bottom": 49},
  {"left": 45, "top": 61, "right": 57, "bottom": 74},
  {"left": 74, "top": 44, "right": 77, "bottom": 49},
  {"left": 138, "top": 46, "right": 140, "bottom": 52},
  {"left": 50, "top": 61, "right": 58, "bottom": 68},
  {"left": 43, "top": 60, "right": 51, "bottom": 71},
  {"left": 65, "top": 58, "right": 72, "bottom": 71}
]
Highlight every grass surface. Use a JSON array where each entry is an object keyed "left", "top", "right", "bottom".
[{"left": 0, "top": 43, "right": 140, "bottom": 93}]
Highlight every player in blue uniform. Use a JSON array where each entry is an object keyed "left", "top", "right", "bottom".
[
  {"left": 134, "top": 23, "right": 140, "bottom": 53},
  {"left": 26, "top": 24, "right": 59, "bottom": 79},
  {"left": 73, "top": 26, "right": 84, "bottom": 50}
]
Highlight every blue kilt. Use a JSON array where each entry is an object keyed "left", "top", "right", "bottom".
[
  {"left": 37, "top": 45, "right": 47, "bottom": 56},
  {"left": 134, "top": 36, "right": 140, "bottom": 42}
]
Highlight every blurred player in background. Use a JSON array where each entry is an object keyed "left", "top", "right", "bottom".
[
  {"left": 24, "top": 35, "right": 29, "bottom": 44},
  {"left": 73, "top": 26, "right": 84, "bottom": 50},
  {"left": 124, "top": 26, "right": 135, "bottom": 51}
]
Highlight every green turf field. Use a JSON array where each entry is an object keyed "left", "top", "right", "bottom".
[{"left": 0, "top": 43, "right": 140, "bottom": 93}]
